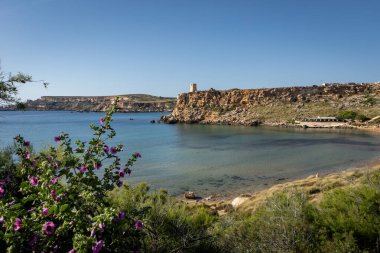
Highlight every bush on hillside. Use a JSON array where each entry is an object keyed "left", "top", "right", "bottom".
[
  {"left": 337, "top": 111, "right": 357, "bottom": 120},
  {"left": 213, "top": 190, "right": 318, "bottom": 253},
  {"left": 110, "top": 183, "right": 218, "bottom": 253}
]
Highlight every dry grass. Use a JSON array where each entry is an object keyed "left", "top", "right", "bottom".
[{"left": 237, "top": 165, "right": 380, "bottom": 213}]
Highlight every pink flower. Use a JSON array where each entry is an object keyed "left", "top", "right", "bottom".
[
  {"left": 110, "top": 147, "right": 118, "bottom": 154},
  {"left": 134, "top": 220, "right": 144, "bottom": 230},
  {"left": 14, "top": 218, "right": 22, "bottom": 231},
  {"left": 116, "top": 180, "right": 123, "bottom": 187},
  {"left": 118, "top": 170, "right": 125, "bottom": 177},
  {"left": 0, "top": 186, "right": 5, "bottom": 198},
  {"left": 54, "top": 136, "right": 61, "bottom": 142},
  {"left": 51, "top": 177, "right": 58, "bottom": 185},
  {"left": 134, "top": 152, "right": 141, "bottom": 158},
  {"left": 80, "top": 165, "right": 88, "bottom": 172},
  {"left": 103, "top": 145, "right": 109, "bottom": 154},
  {"left": 43, "top": 207, "right": 49, "bottom": 216},
  {"left": 50, "top": 189, "right": 56, "bottom": 198},
  {"left": 98, "top": 223, "right": 104, "bottom": 230},
  {"left": 69, "top": 249, "right": 75, "bottom": 253},
  {"left": 0, "top": 217, "right": 5, "bottom": 226},
  {"left": 100, "top": 118, "right": 105, "bottom": 125},
  {"left": 25, "top": 152, "right": 31, "bottom": 160},
  {"left": 92, "top": 240, "right": 103, "bottom": 253},
  {"left": 43, "top": 221, "right": 55, "bottom": 235},
  {"left": 29, "top": 176, "right": 38, "bottom": 187}
]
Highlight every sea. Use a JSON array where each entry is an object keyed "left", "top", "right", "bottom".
[{"left": 1, "top": 111, "right": 380, "bottom": 196}]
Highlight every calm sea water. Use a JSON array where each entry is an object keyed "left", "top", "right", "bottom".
[{"left": 1, "top": 111, "right": 380, "bottom": 196}]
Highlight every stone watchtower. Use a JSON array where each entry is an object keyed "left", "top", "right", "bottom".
[{"left": 190, "top": 83, "right": 197, "bottom": 92}]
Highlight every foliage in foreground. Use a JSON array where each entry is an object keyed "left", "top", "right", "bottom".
[{"left": 0, "top": 101, "right": 143, "bottom": 252}]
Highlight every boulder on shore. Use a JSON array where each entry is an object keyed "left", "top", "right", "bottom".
[{"left": 184, "top": 191, "right": 196, "bottom": 199}]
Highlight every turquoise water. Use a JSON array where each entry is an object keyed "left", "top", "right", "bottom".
[{"left": 1, "top": 111, "right": 380, "bottom": 196}]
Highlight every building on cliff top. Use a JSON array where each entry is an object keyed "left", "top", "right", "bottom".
[{"left": 190, "top": 83, "right": 197, "bottom": 92}]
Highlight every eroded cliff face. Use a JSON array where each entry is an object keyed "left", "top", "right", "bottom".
[
  {"left": 162, "top": 83, "right": 380, "bottom": 125},
  {"left": 24, "top": 95, "right": 176, "bottom": 112}
]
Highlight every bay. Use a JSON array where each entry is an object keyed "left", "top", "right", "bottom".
[{"left": 1, "top": 111, "right": 380, "bottom": 196}]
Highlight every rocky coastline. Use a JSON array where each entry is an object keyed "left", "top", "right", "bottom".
[
  {"left": 161, "top": 83, "right": 380, "bottom": 128},
  {"left": 3, "top": 94, "right": 176, "bottom": 113}
]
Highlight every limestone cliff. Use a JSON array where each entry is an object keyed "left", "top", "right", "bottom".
[
  {"left": 162, "top": 83, "right": 380, "bottom": 126},
  {"left": 23, "top": 94, "right": 176, "bottom": 112}
]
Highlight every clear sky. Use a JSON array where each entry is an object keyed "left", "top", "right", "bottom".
[{"left": 1, "top": 0, "right": 379, "bottom": 100}]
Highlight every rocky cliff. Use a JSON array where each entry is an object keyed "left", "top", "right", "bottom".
[
  {"left": 162, "top": 83, "right": 380, "bottom": 126},
  {"left": 23, "top": 94, "right": 176, "bottom": 112}
]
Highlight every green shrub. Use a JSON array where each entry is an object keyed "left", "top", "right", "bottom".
[
  {"left": 355, "top": 114, "right": 370, "bottom": 122},
  {"left": 317, "top": 172, "right": 380, "bottom": 252},
  {"left": 213, "top": 190, "right": 318, "bottom": 253},
  {"left": 337, "top": 111, "right": 357, "bottom": 120},
  {"left": 110, "top": 184, "right": 218, "bottom": 253}
]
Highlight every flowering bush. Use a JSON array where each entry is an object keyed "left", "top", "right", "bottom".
[{"left": 0, "top": 100, "right": 144, "bottom": 252}]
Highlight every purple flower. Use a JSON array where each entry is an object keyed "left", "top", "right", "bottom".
[
  {"left": 0, "top": 186, "right": 5, "bottom": 198},
  {"left": 29, "top": 176, "right": 38, "bottom": 187},
  {"left": 14, "top": 218, "right": 22, "bottom": 231},
  {"left": 54, "top": 136, "right": 61, "bottom": 142},
  {"left": 134, "top": 220, "right": 144, "bottom": 230},
  {"left": 98, "top": 223, "right": 104, "bottom": 230},
  {"left": 53, "top": 245, "right": 59, "bottom": 253},
  {"left": 51, "top": 177, "right": 58, "bottom": 185},
  {"left": 134, "top": 152, "right": 141, "bottom": 158},
  {"left": 90, "top": 228, "right": 95, "bottom": 237},
  {"left": 116, "top": 180, "right": 123, "bottom": 187},
  {"left": 80, "top": 165, "right": 88, "bottom": 172},
  {"left": 119, "top": 170, "right": 125, "bottom": 177},
  {"left": 110, "top": 147, "right": 118, "bottom": 154},
  {"left": 43, "top": 207, "right": 49, "bottom": 216},
  {"left": 100, "top": 118, "right": 105, "bottom": 125},
  {"left": 69, "top": 249, "right": 75, "bottom": 253},
  {"left": 126, "top": 168, "right": 132, "bottom": 176},
  {"left": 25, "top": 152, "right": 31, "bottom": 160},
  {"left": 94, "top": 161, "right": 102, "bottom": 169},
  {"left": 7, "top": 200, "right": 15, "bottom": 206},
  {"left": 23, "top": 141, "right": 30, "bottom": 147},
  {"left": 28, "top": 234, "right": 38, "bottom": 247},
  {"left": 50, "top": 189, "right": 56, "bottom": 198},
  {"left": 0, "top": 217, "right": 4, "bottom": 226},
  {"left": 92, "top": 240, "right": 103, "bottom": 253},
  {"left": 43, "top": 221, "right": 55, "bottom": 235},
  {"left": 118, "top": 211, "right": 125, "bottom": 220},
  {"left": 103, "top": 145, "right": 109, "bottom": 154}
]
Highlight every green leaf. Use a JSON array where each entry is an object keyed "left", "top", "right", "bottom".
[
  {"left": 60, "top": 204, "right": 70, "bottom": 212},
  {"left": 49, "top": 205, "right": 57, "bottom": 215}
]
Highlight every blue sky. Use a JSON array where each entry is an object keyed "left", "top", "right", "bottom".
[{"left": 1, "top": 0, "right": 379, "bottom": 100}]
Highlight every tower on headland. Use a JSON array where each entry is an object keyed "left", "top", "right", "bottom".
[{"left": 190, "top": 83, "right": 197, "bottom": 92}]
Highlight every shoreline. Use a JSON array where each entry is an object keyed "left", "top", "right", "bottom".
[{"left": 183, "top": 160, "right": 380, "bottom": 214}]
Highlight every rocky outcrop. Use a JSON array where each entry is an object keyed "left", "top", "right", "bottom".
[
  {"left": 162, "top": 83, "right": 380, "bottom": 126},
  {"left": 22, "top": 94, "right": 176, "bottom": 112}
]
